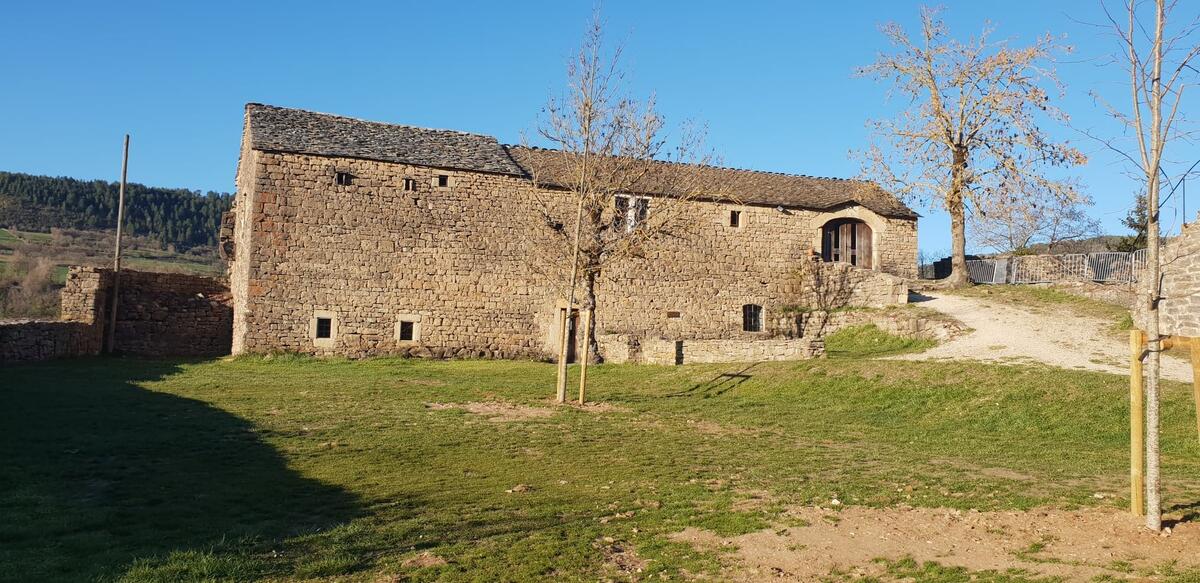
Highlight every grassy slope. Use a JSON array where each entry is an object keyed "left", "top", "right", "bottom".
[
  {"left": 0, "top": 228, "right": 223, "bottom": 278},
  {"left": 3, "top": 343, "right": 1199, "bottom": 581}
]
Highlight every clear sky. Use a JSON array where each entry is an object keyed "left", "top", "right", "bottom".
[{"left": 2, "top": 0, "right": 1196, "bottom": 255}]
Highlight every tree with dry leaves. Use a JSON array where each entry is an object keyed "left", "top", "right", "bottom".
[
  {"left": 970, "top": 185, "right": 1101, "bottom": 254},
  {"left": 1092, "top": 0, "right": 1200, "bottom": 531},
  {"left": 857, "top": 7, "right": 1087, "bottom": 285},
  {"left": 516, "top": 13, "right": 720, "bottom": 402}
]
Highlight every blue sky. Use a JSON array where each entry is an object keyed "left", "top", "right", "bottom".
[{"left": 2, "top": 0, "right": 1196, "bottom": 255}]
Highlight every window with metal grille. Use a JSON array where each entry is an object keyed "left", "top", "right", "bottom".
[
  {"left": 335, "top": 172, "right": 353, "bottom": 186},
  {"left": 742, "top": 304, "right": 763, "bottom": 332},
  {"left": 403, "top": 177, "right": 417, "bottom": 191},
  {"left": 315, "top": 317, "right": 332, "bottom": 339}
]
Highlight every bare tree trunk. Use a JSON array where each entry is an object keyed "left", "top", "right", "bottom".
[
  {"left": 583, "top": 268, "right": 602, "bottom": 365},
  {"left": 1144, "top": 115, "right": 1164, "bottom": 532},
  {"left": 947, "top": 147, "right": 971, "bottom": 287}
]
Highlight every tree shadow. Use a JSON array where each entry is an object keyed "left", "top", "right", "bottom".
[
  {"left": 666, "top": 363, "right": 759, "bottom": 399},
  {"left": 0, "top": 358, "right": 362, "bottom": 582}
]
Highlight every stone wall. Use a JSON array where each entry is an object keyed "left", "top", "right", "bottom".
[
  {"left": 1136, "top": 222, "right": 1200, "bottom": 337},
  {"left": 230, "top": 139, "right": 918, "bottom": 362},
  {"left": 1, "top": 267, "right": 231, "bottom": 364},
  {"left": 597, "top": 334, "right": 824, "bottom": 365}
]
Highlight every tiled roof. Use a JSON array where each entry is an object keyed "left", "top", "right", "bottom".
[
  {"left": 505, "top": 147, "right": 918, "bottom": 219},
  {"left": 245, "top": 103, "right": 526, "bottom": 176},
  {"left": 244, "top": 104, "right": 917, "bottom": 219}
]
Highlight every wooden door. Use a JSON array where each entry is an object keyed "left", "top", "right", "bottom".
[{"left": 821, "top": 220, "right": 873, "bottom": 269}]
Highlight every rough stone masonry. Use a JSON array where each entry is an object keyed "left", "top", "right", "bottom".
[{"left": 227, "top": 104, "right": 919, "bottom": 362}]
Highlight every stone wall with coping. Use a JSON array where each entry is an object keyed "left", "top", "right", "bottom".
[{"left": 229, "top": 141, "right": 918, "bottom": 362}]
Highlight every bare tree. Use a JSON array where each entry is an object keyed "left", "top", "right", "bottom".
[
  {"left": 1094, "top": 0, "right": 1200, "bottom": 531},
  {"left": 857, "top": 7, "right": 1087, "bottom": 286},
  {"left": 971, "top": 185, "right": 1101, "bottom": 254},
  {"left": 517, "top": 12, "right": 720, "bottom": 402}
]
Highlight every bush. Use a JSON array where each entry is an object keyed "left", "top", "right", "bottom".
[{"left": 0, "top": 252, "right": 61, "bottom": 319}]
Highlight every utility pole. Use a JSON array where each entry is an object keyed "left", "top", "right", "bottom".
[{"left": 106, "top": 135, "right": 129, "bottom": 354}]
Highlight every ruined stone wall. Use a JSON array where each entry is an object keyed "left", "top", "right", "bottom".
[
  {"left": 1, "top": 267, "right": 231, "bottom": 364},
  {"left": 108, "top": 270, "right": 232, "bottom": 356},
  {"left": 1136, "top": 222, "right": 1200, "bottom": 337},
  {"left": 230, "top": 147, "right": 917, "bottom": 361},
  {"left": 597, "top": 334, "right": 824, "bottom": 365}
]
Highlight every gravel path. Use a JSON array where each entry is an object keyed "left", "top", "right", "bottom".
[{"left": 890, "top": 293, "right": 1194, "bottom": 383}]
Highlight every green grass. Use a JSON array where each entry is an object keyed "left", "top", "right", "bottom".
[
  {"left": 825, "top": 324, "right": 936, "bottom": 358},
  {"left": 948, "top": 285, "right": 1132, "bottom": 332},
  {"left": 4, "top": 355, "right": 1200, "bottom": 581}
]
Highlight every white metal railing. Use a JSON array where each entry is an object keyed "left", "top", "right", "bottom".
[{"left": 965, "top": 249, "right": 1148, "bottom": 285}]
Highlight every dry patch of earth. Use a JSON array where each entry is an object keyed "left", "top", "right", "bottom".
[
  {"left": 425, "top": 401, "right": 554, "bottom": 422},
  {"left": 672, "top": 506, "right": 1199, "bottom": 581}
]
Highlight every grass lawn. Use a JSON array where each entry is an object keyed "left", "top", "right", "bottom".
[{"left": 3, "top": 336, "right": 1200, "bottom": 581}]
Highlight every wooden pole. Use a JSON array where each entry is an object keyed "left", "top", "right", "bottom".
[
  {"left": 556, "top": 308, "right": 569, "bottom": 403},
  {"left": 105, "top": 135, "right": 129, "bottom": 354},
  {"left": 1191, "top": 343, "right": 1200, "bottom": 445},
  {"left": 1131, "top": 329, "right": 1146, "bottom": 516},
  {"left": 578, "top": 308, "right": 592, "bottom": 405}
]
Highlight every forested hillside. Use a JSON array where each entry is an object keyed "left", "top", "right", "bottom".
[{"left": 0, "top": 171, "right": 232, "bottom": 250}]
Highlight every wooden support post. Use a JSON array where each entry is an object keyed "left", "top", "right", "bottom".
[
  {"left": 1192, "top": 343, "right": 1200, "bottom": 445},
  {"left": 578, "top": 308, "right": 592, "bottom": 405},
  {"left": 556, "top": 307, "right": 569, "bottom": 403},
  {"left": 1131, "top": 329, "right": 1146, "bottom": 516},
  {"left": 105, "top": 134, "right": 130, "bottom": 354}
]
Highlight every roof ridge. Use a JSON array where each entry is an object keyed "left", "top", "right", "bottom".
[
  {"left": 246, "top": 103, "right": 498, "bottom": 141},
  {"left": 503, "top": 144, "right": 869, "bottom": 184}
]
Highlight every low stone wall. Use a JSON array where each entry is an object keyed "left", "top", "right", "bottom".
[
  {"left": 1136, "top": 222, "right": 1200, "bottom": 336},
  {"left": 597, "top": 334, "right": 823, "bottom": 365},
  {"left": 0, "top": 320, "right": 101, "bottom": 362},
  {"left": 820, "top": 307, "right": 967, "bottom": 342},
  {"left": 1, "top": 267, "right": 233, "bottom": 364}
]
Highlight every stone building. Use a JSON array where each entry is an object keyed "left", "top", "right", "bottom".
[{"left": 227, "top": 104, "right": 918, "bottom": 362}]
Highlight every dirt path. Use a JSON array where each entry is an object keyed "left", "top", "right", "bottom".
[
  {"left": 890, "top": 293, "right": 1194, "bottom": 383},
  {"left": 673, "top": 506, "right": 1199, "bottom": 581}
]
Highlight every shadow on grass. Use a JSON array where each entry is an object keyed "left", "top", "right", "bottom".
[
  {"left": 0, "top": 357, "right": 362, "bottom": 582},
  {"left": 667, "top": 363, "right": 758, "bottom": 399}
]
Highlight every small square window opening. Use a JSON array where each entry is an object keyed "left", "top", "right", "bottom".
[
  {"left": 666, "top": 311, "right": 682, "bottom": 319},
  {"left": 315, "top": 317, "right": 332, "bottom": 339},
  {"left": 399, "top": 320, "right": 415, "bottom": 341},
  {"left": 729, "top": 210, "right": 742, "bottom": 228},
  {"left": 437, "top": 174, "right": 449, "bottom": 188},
  {"left": 742, "top": 304, "right": 763, "bottom": 332},
  {"left": 335, "top": 172, "right": 353, "bottom": 186}
]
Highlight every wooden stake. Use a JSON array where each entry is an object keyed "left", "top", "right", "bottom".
[
  {"left": 106, "top": 134, "right": 130, "bottom": 354},
  {"left": 1191, "top": 343, "right": 1200, "bottom": 445},
  {"left": 1131, "top": 329, "right": 1146, "bottom": 516},
  {"left": 555, "top": 307, "right": 568, "bottom": 403},
  {"left": 578, "top": 308, "right": 592, "bottom": 405}
]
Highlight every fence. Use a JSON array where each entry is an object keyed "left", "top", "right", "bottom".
[{"left": 962, "top": 249, "right": 1147, "bottom": 285}]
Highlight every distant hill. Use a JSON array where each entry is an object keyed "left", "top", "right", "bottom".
[{"left": 0, "top": 171, "right": 232, "bottom": 251}]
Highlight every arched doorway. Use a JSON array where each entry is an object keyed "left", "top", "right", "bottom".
[{"left": 821, "top": 218, "right": 873, "bottom": 269}]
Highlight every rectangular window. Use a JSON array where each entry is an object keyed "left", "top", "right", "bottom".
[
  {"left": 666, "top": 311, "right": 682, "bottom": 319},
  {"left": 403, "top": 177, "right": 417, "bottom": 191},
  {"left": 335, "top": 172, "right": 353, "bottom": 186},
  {"left": 315, "top": 317, "right": 332, "bottom": 339},
  {"left": 742, "top": 304, "right": 763, "bottom": 332},
  {"left": 613, "top": 195, "right": 649, "bottom": 232},
  {"left": 395, "top": 315, "right": 421, "bottom": 343},
  {"left": 399, "top": 320, "right": 414, "bottom": 341},
  {"left": 729, "top": 210, "right": 741, "bottom": 228},
  {"left": 437, "top": 174, "right": 450, "bottom": 188}
]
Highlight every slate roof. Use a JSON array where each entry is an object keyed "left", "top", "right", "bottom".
[
  {"left": 244, "top": 103, "right": 917, "bottom": 219},
  {"left": 245, "top": 103, "right": 526, "bottom": 176}
]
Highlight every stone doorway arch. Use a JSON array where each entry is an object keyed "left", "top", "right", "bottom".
[{"left": 821, "top": 218, "right": 873, "bottom": 269}]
